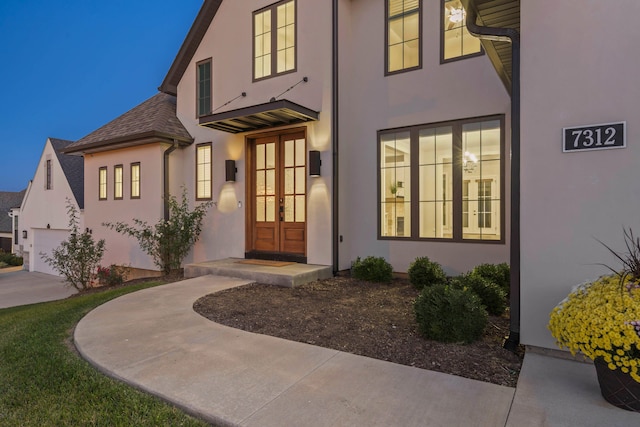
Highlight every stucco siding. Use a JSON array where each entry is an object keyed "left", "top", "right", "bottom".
[{"left": 520, "top": 0, "right": 640, "bottom": 348}]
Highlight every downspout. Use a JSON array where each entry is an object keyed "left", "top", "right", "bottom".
[
  {"left": 465, "top": 8, "right": 521, "bottom": 351},
  {"left": 163, "top": 141, "right": 179, "bottom": 221},
  {"left": 331, "top": 0, "right": 340, "bottom": 274}
]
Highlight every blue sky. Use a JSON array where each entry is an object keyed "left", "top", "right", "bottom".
[{"left": 0, "top": 0, "right": 203, "bottom": 191}]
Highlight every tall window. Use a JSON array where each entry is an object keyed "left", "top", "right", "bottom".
[
  {"left": 386, "top": 0, "right": 421, "bottom": 74},
  {"left": 379, "top": 116, "right": 504, "bottom": 242},
  {"left": 197, "top": 59, "right": 212, "bottom": 117},
  {"left": 114, "top": 165, "right": 123, "bottom": 200},
  {"left": 253, "top": 0, "right": 296, "bottom": 80},
  {"left": 98, "top": 167, "right": 107, "bottom": 200},
  {"left": 130, "top": 163, "right": 140, "bottom": 199},
  {"left": 196, "top": 143, "right": 212, "bottom": 200},
  {"left": 45, "top": 159, "right": 52, "bottom": 190},
  {"left": 442, "top": 0, "right": 482, "bottom": 62}
]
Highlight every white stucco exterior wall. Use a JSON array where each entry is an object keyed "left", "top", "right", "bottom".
[
  {"left": 84, "top": 145, "right": 166, "bottom": 271},
  {"left": 520, "top": 0, "right": 640, "bottom": 348},
  {"left": 338, "top": 0, "right": 511, "bottom": 274},
  {"left": 176, "top": 0, "right": 334, "bottom": 266},
  {"left": 19, "top": 139, "right": 83, "bottom": 273}
]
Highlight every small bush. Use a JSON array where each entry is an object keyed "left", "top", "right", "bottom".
[
  {"left": 351, "top": 256, "right": 393, "bottom": 283},
  {"left": 414, "top": 283, "right": 488, "bottom": 343},
  {"left": 96, "top": 264, "right": 127, "bottom": 287},
  {"left": 471, "top": 263, "right": 510, "bottom": 295},
  {"left": 0, "top": 251, "right": 23, "bottom": 266},
  {"left": 451, "top": 273, "right": 507, "bottom": 316},
  {"left": 408, "top": 256, "right": 447, "bottom": 290},
  {"left": 0, "top": 261, "right": 7, "bottom": 269}
]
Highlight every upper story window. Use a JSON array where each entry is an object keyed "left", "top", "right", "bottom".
[
  {"left": 253, "top": 0, "right": 296, "bottom": 81},
  {"left": 197, "top": 59, "right": 212, "bottom": 117},
  {"left": 196, "top": 143, "right": 212, "bottom": 200},
  {"left": 45, "top": 159, "right": 52, "bottom": 190},
  {"left": 98, "top": 167, "right": 107, "bottom": 200},
  {"left": 386, "top": 0, "right": 421, "bottom": 75},
  {"left": 442, "top": 0, "right": 482, "bottom": 62},
  {"left": 379, "top": 116, "right": 504, "bottom": 242},
  {"left": 114, "top": 165, "right": 123, "bottom": 200},
  {"left": 130, "top": 163, "right": 141, "bottom": 199}
]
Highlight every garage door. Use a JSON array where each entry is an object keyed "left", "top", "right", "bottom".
[{"left": 32, "top": 229, "right": 70, "bottom": 276}]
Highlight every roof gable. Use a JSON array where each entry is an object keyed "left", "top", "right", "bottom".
[
  {"left": 49, "top": 138, "right": 85, "bottom": 209},
  {"left": 63, "top": 93, "right": 193, "bottom": 154},
  {"left": 159, "top": 0, "right": 223, "bottom": 95},
  {"left": 0, "top": 190, "right": 25, "bottom": 233}
]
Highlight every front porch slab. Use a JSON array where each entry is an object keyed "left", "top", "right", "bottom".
[{"left": 184, "top": 258, "right": 333, "bottom": 287}]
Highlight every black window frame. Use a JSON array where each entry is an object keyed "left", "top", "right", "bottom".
[
  {"left": 130, "top": 162, "right": 141, "bottom": 199},
  {"left": 45, "top": 159, "right": 52, "bottom": 190},
  {"left": 385, "top": 0, "right": 423, "bottom": 76},
  {"left": 98, "top": 166, "right": 108, "bottom": 201},
  {"left": 195, "top": 142, "right": 213, "bottom": 201},
  {"left": 377, "top": 114, "right": 505, "bottom": 243},
  {"left": 440, "top": 0, "right": 484, "bottom": 64},
  {"left": 252, "top": 0, "right": 298, "bottom": 82},
  {"left": 196, "top": 58, "right": 212, "bottom": 117}
]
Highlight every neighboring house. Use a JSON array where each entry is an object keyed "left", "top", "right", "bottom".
[
  {"left": 17, "top": 138, "right": 84, "bottom": 275},
  {"left": 0, "top": 190, "right": 26, "bottom": 253},
  {"left": 60, "top": 0, "right": 640, "bottom": 353}
]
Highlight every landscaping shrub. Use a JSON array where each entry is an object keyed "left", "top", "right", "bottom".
[
  {"left": 0, "top": 261, "right": 7, "bottom": 269},
  {"left": 414, "top": 283, "right": 488, "bottom": 344},
  {"left": 96, "top": 264, "right": 127, "bottom": 286},
  {"left": 407, "top": 256, "right": 447, "bottom": 290},
  {"left": 451, "top": 273, "right": 507, "bottom": 316},
  {"left": 351, "top": 256, "right": 393, "bottom": 283},
  {"left": 471, "top": 263, "right": 510, "bottom": 295},
  {"left": 0, "top": 251, "right": 23, "bottom": 266}
]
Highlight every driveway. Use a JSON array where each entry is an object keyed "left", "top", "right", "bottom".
[{"left": 0, "top": 270, "right": 77, "bottom": 309}]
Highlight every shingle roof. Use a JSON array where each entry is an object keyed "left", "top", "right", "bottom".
[
  {"left": 0, "top": 190, "right": 25, "bottom": 233},
  {"left": 160, "top": 0, "right": 223, "bottom": 96},
  {"left": 50, "top": 138, "right": 85, "bottom": 209},
  {"left": 63, "top": 93, "right": 193, "bottom": 154}
]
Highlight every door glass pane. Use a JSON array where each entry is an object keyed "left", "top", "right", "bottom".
[
  {"left": 295, "top": 167, "right": 305, "bottom": 194},
  {"left": 266, "top": 143, "right": 275, "bottom": 168},
  {"left": 266, "top": 196, "right": 275, "bottom": 222},
  {"left": 284, "top": 140, "right": 294, "bottom": 167},
  {"left": 256, "top": 197, "right": 265, "bottom": 222},
  {"left": 284, "top": 168, "right": 294, "bottom": 194},
  {"left": 256, "top": 144, "right": 265, "bottom": 169},
  {"left": 295, "top": 139, "right": 305, "bottom": 166},
  {"left": 295, "top": 195, "right": 305, "bottom": 222},
  {"left": 266, "top": 169, "right": 275, "bottom": 195},
  {"left": 285, "top": 195, "right": 294, "bottom": 222},
  {"left": 256, "top": 171, "right": 266, "bottom": 196}
]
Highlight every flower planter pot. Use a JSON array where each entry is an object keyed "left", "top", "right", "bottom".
[{"left": 594, "top": 357, "right": 640, "bottom": 412}]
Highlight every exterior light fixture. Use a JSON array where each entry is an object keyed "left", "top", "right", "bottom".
[
  {"left": 309, "top": 151, "right": 321, "bottom": 177},
  {"left": 225, "top": 159, "right": 237, "bottom": 182},
  {"left": 22, "top": 230, "right": 27, "bottom": 239},
  {"left": 448, "top": 7, "right": 464, "bottom": 24}
]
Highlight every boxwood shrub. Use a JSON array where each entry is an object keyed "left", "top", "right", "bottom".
[
  {"left": 407, "top": 256, "right": 447, "bottom": 290},
  {"left": 414, "top": 283, "right": 488, "bottom": 344},
  {"left": 0, "top": 251, "right": 23, "bottom": 266},
  {"left": 351, "top": 256, "right": 393, "bottom": 283},
  {"left": 451, "top": 273, "right": 507, "bottom": 316},
  {"left": 471, "top": 263, "right": 510, "bottom": 295}
]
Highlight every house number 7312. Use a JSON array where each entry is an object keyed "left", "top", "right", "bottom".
[{"left": 563, "top": 122, "right": 626, "bottom": 152}]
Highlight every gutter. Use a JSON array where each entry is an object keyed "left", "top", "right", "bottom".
[
  {"left": 163, "top": 142, "right": 179, "bottom": 221},
  {"left": 331, "top": 0, "right": 340, "bottom": 274},
  {"left": 465, "top": 8, "right": 521, "bottom": 351}
]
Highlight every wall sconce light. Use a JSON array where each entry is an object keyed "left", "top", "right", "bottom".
[
  {"left": 309, "top": 150, "right": 321, "bottom": 177},
  {"left": 22, "top": 230, "right": 27, "bottom": 239},
  {"left": 46, "top": 224, "right": 50, "bottom": 229},
  {"left": 86, "top": 228, "right": 92, "bottom": 234},
  {"left": 225, "top": 160, "right": 237, "bottom": 182}
]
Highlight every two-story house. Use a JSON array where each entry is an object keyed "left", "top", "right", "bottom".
[{"left": 61, "top": 0, "right": 640, "bottom": 353}]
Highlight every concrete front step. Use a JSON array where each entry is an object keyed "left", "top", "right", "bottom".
[{"left": 184, "top": 258, "right": 333, "bottom": 287}]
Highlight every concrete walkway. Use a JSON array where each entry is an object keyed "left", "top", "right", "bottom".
[
  {"left": 74, "top": 276, "right": 640, "bottom": 426},
  {"left": 0, "top": 270, "right": 76, "bottom": 309}
]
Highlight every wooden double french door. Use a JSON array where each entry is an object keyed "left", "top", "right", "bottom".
[{"left": 247, "top": 130, "right": 307, "bottom": 261}]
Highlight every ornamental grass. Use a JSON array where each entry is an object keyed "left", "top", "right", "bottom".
[{"left": 548, "top": 275, "right": 640, "bottom": 382}]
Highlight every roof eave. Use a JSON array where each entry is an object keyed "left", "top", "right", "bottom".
[
  {"left": 62, "top": 132, "right": 193, "bottom": 155},
  {"left": 159, "top": 0, "right": 223, "bottom": 95}
]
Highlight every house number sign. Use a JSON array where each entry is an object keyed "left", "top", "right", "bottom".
[{"left": 563, "top": 121, "right": 626, "bottom": 152}]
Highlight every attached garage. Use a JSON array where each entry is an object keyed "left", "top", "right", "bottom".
[{"left": 31, "top": 229, "right": 70, "bottom": 276}]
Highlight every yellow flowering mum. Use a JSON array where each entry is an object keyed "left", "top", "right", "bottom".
[{"left": 548, "top": 275, "right": 640, "bottom": 383}]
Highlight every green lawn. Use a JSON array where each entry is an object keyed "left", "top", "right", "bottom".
[{"left": 0, "top": 282, "right": 210, "bottom": 426}]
